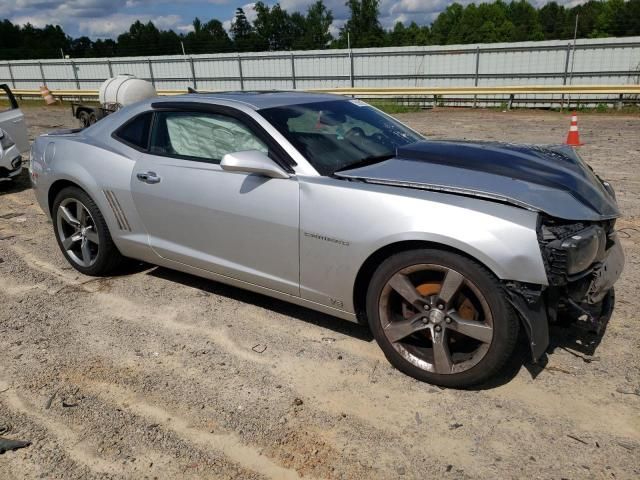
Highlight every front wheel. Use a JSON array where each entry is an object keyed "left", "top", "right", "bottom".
[
  {"left": 366, "top": 249, "right": 519, "bottom": 388},
  {"left": 52, "top": 187, "right": 125, "bottom": 276}
]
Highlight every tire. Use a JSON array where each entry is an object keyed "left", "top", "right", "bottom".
[
  {"left": 88, "top": 112, "right": 98, "bottom": 125},
  {"left": 78, "top": 110, "right": 90, "bottom": 128},
  {"left": 52, "top": 186, "right": 125, "bottom": 276},
  {"left": 366, "top": 249, "right": 519, "bottom": 388}
]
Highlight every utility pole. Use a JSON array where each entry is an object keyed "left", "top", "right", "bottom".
[
  {"left": 181, "top": 41, "right": 197, "bottom": 90},
  {"left": 568, "top": 14, "right": 579, "bottom": 86},
  {"left": 567, "top": 14, "right": 579, "bottom": 109},
  {"left": 347, "top": 31, "right": 354, "bottom": 88}
]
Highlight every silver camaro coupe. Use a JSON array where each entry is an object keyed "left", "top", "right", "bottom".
[{"left": 30, "top": 92, "right": 624, "bottom": 388}]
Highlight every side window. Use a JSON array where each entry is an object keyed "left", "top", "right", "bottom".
[
  {"left": 285, "top": 109, "right": 381, "bottom": 138},
  {"left": 149, "top": 111, "right": 268, "bottom": 163},
  {"left": 114, "top": 112, "right": 152, "bottom": 150}
]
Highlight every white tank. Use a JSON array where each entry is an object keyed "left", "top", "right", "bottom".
[{"left": 98, "top": 75, "right": 156, "bottom": 108}]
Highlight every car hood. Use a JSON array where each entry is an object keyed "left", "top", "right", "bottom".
[{"left": 335, "top": 140, "right": 620, "bottom": 221}]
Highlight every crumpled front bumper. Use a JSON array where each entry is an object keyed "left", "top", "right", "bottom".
[
  {"left": 584, "top": 236, "right": 624, "bottom": 304},
  {"left": 564, "top": 233, "right": 624, "bottom": 333},
  {"left": 506, "top": 231, "right": 625, "bottom": 360}
]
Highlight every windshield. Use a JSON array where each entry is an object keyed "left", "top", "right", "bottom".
[{"left": 259, "top": 99, "right": 423, "bottom": 175}]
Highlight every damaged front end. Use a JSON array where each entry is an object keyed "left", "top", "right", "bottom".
[
  {"left": 539, "top": 217, "right": 624, "bottom": 328},
  {"left": 505, "top": 216, "right": 624, "bottom": 360}
]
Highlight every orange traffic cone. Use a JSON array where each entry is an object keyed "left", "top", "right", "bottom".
[
  {"left": 39, "top": 85, "right": 56, "bottom": 105},
  {"left": 565, "top": 112, "right": 583, "bottom": 146}
]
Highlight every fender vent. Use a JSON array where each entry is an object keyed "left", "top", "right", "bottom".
[{"left": 103, "top": 190, "right": 131, "bottom": 231}]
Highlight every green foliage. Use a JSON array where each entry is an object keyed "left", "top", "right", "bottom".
[
  {"left": 1, "top": 0, "right": 640, "bottom": 59},
  {"left": 116, "top": 20, "right": 182, "bottom": 56},
  {"left": 254, "top": 2, "right": 301, "bottom": 50},
  {"left": 183, "top": 18, "right": 232, "bottom": 54},
  {"left": 337, "top": 0, "right": 386, "bottom": 48},
  {"left": 299, "top": 1, "right": 334, "bottom": 49},
  {"left": 230, "top": 8, "right": 261, "bottom": 52},
  {"left": 367, "top": 100, "right": 421, "bottom": 113},
  {"left": 387, "top": 22, "right": 430, "bottom": 46}
]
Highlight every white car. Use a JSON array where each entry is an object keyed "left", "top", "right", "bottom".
[{"left": 0, "top": 84, "right": 30, "bottom": 182}]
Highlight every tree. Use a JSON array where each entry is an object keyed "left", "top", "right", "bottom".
[
  {"left": 115, "top": 20, "right": 181, "bottom": 56},
  {"left": 254, "top": 2, "right": 293, "bottom": 50},
  {"left": 387, "top": 21, "right": 430, "bottom": 46},
  {"left": 69, "top": 36, "right": 93, "bottom": 57},
  {"left": 289, "top": 12, "right": 309, "bottom": 49},
  {"left": 538, "top": 2, "right": 569, "bottom": 40},
  {"left": 2, "top": 0, "right": 640, "bottom": 60},
  {"left": 338, "top": 0, "right": 385, "bottom": 48},
  {"left": 184, "top": 17, "right": 232, "bottom": 53},
  {"left": 117, "top": 20, "right": 160, "bottom": 55},
  {"left": 507, "top": 0, "right": 544, "bottom": 41},
  {"left": 90, "top": 39, "right": 117, "bottom": 57},
  {"left": 231, "top": 7, "right": 263, "bottom": 52},
  {"left": 388, "top": 22, "right": 410, "bottom": 46},
  {"left": 252, "top": 2, "right": 332, "bottom": 51},
  {"left": 430, "top": 3, "right": 464, "bottom": 44},
  {"left": 619, "top": 0, "right": 640, "bottom": 36},
  {"left": 301, "top": 1, "right": 334, "bottom": 49}
]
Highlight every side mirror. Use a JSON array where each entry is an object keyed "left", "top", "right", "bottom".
[{"left": 221, "top": 150, "right": 290, "bottom": 179}]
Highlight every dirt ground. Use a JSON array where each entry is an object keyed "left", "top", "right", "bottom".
[{"left": 1, "top": 106, "right": 639, "bottom": 479}]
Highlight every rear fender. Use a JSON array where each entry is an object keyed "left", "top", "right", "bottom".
[{"left": 32, "top": 137, "right": 143, "bottom": 257}]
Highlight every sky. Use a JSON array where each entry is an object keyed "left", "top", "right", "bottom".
[{"left": 2, "top": 0, "right": 588, "bottom": 40}]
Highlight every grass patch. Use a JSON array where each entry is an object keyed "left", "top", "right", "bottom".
[
  {"left": 0, "top": 98, "right": 74, "bottom": 109},
  {"left": 547, "top": 104, "right": 640, "bottom": 114},
  {"left": 367, "top": 100, "right": 422, "bottom": 114}
]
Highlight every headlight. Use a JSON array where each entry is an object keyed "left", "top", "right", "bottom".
[
  {"left": 0, "top": 129, "right": 15, "bottom": 149},
  {"left": 560, "top": 225, "right": 606, "bottom": 275}
]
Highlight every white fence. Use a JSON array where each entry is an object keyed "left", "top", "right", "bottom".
[{"left": 2, "top": 36, "right": 640, "bottom": 106}]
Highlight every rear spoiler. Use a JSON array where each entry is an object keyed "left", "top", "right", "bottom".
[{"left": 0, "top": 84, "right": 19, "bottom": 109}]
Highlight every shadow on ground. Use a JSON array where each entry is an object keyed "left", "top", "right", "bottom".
[
  {"left": 147, "top": 265, "right": 613, "bottom": 390},
  {"left": 0, "top": 169, "right": 31, "bottom": 196},
  {"left": 148, "top": 266, "right": 374, "bottom": 342}
]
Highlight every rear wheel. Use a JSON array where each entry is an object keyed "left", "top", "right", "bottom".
[
  {"left": 78, "top": 110, "right": 90, "bottom": 128},
  {"left": 52, "top": 187, "right": 125, "bottom": 276},
  {"left": 366, "top": 249, "right": 519, "bottom": 388}
]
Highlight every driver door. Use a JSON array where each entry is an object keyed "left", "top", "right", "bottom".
[
  {"left": 0, "top": 84, "right": 29, "bottom": 153},
  {"left": 129, "top": 108, "right": 300, "bottom": 296}
]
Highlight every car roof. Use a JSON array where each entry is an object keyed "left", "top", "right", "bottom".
[{"left": 155, "top": 90, "right": 346, "bottom": 110}]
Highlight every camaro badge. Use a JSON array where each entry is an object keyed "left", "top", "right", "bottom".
[{"left": 304, "top": 232, "right": 350, "bottom": 246}]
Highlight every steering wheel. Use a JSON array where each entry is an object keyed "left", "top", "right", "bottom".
[
  {"left": 344, "top": 127, "right": 365, "bottom": 140},
  {"left": 371, "top": 132, "right": 391, "bottom": 146}
]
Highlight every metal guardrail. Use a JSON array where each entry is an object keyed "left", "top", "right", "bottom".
[
  {"left": 313, "top": 85, "right": 640, "bottom": 95},
  {"left": 3, "top": 38, "right": 639, "bottom": 108},
  {"left": 4, "top": 85, "right": 640, "bottom": 100}
]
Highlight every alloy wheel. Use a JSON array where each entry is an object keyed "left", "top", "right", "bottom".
[
  {"left": 378, "top": 264, "right": 494, "bottom": 375},
  {"left": 56, "top": 198, "right": 100, "bottom": 268}
]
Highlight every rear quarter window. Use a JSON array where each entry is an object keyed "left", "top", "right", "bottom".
[{"left": 113, "top": 112, "right": 153, "bottom": 150}]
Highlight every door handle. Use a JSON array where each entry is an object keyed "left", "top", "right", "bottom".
[{"left": 136, "top": 171, "right": 161, "bottom": 184}]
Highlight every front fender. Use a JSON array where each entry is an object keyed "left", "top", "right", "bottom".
[{"left": 299, "top": 176, "right": 548, "bottom": 313}]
